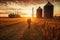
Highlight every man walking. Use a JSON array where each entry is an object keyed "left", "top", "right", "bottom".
[{"left": 27, "top": 18, "right": 31, "bottom": 29}]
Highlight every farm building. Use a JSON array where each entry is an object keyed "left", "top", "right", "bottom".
[
  {"left": 44, "top": 2, "right": 54, "bottom": 18},
  {"left": 36, "top": 7, "right": 42, "bottom": 18}
]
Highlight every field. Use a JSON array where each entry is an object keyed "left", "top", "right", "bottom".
[{"left": 0, "top": 17, "right": 60, "bottom": 40}]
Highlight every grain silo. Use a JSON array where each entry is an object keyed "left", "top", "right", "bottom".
[
  {"left": 36, "top": 7, "right": 42, "bottom": 18},
  {"left": 44, "top": 2, "right": 54, "bottom": 18}
]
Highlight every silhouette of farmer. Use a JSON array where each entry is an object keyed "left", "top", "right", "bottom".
[{"left": 27, "top": 18, "right": 31, "bottom": 29}]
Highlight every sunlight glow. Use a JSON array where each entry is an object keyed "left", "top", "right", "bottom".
[
  {"left": 0, "top": 2, "right": 45, "bottom": 17},
  {"left": 0, "top": 2, "right": 60, "bottom": 17}
]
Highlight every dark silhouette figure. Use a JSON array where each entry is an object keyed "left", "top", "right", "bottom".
[{"left": 27, "top": 18, "right": 31, "bottom": 29}]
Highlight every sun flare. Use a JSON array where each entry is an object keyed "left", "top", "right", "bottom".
[
  {"left": 0, "top": 2, "right": 44, "bottom": 17},
  {"left": 0, "top": 2, "right": 60, "bottom": 17}
]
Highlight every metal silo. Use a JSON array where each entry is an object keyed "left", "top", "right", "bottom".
[
  {"left": 36, "top": 7, "right": 42, "bottom": 18},
  {"left": 44, "top": 2, "right": 54, "bottom": 18}
]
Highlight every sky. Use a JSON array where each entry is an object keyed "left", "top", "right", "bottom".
[{"left": 0, "top": 0, "right": 60, "bottom": 17}]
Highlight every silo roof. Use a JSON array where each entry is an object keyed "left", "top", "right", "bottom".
[
  {"left": 37, "top": 7, "right": 42, "bottom": 9},
  {"left": 44, "top": 2, "right": 53, "bottom": 7}
]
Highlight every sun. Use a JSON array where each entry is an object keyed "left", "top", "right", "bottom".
[
  {"left": 20, "top": 7, "right": 33, "bottom": 17},
  {"left": 25, "top": 10, "right": 32, "bottom": 17},
  {"left": 21, "top": 9, "right": 36, "bottom": 18}
]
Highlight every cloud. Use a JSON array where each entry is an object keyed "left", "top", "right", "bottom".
[
  {"left": 0, "top": 0, "right": 60, "bottom": 3},
  {"left": 0, "top": 0, "right": 60, "bottom": 6}
]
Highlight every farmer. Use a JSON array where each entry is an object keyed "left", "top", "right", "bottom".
[{"left": 27, "top": 18, "right": 31, "bottom": 29}]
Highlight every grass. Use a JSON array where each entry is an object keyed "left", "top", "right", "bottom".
[{"left": 0, "top": 17, "right": 60, "bottom": 40}]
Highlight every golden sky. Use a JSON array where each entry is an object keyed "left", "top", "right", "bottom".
[{"left": 0, "top": 0, "right": 60, "bottom": 17}]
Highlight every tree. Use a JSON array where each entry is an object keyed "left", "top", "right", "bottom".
[{"left": 8, "top": 13, "right": 21, "bottom": 18}]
